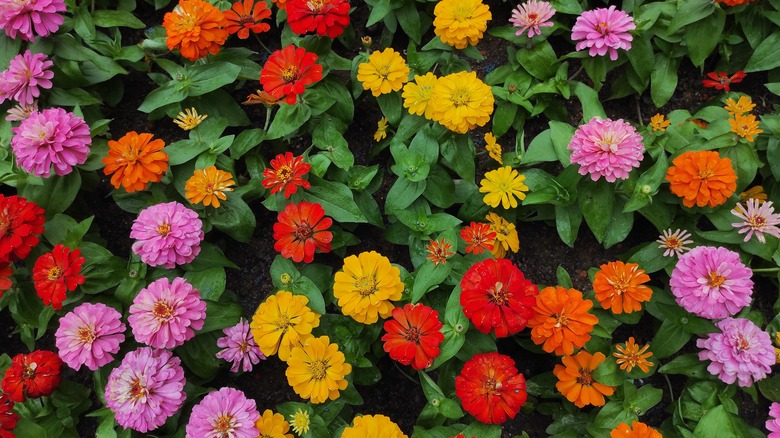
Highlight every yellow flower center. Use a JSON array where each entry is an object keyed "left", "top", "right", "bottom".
[
  {"left": 308, "top": 359, "right": 329, "bottom": 380},
  {"left": 607, "top": 274, "right": 629, "bottom": 295},
  {"left": 355, "top": 275, "right": 378, "bottom": 297},
  {"left": 215, "top": 414, "right": 236, "bottom": 435},
  {"left": 453, "top": 5, "right": 473, "bottom": 20},
  {"left": 158, "top": 222, "right": 171, "bottom": 237},
  {"left": 21, "top": 362, "right": 37, "bottom": 379},
  {"left": 152, "top": 300, "right": 175, "bottom": 322},
  {"left": 276, "top": 165, "right": 293, "bottom": 183},
  {"left": 77, "top": 326, "right": 96, "bottom": 344},
  {"left": 174, "top": 7, "right": 198, "bottom": 31},
  {"left": 307, "top": 0, "right": 324, "bottom": 12},
  {"left": 450, "top": 87, "right": 471, "bottom": 107},
  {"left": 664, "top": 236, "right": 681, "bottom": 250},
  {"left": 378, "top": 64, "right": 391, "bottom": 79},
  {"left": 552, "top": 312, "right": 569, "bottom": 328},
  {"left": 487, "top": 281, "right": 509, "bottom": 306},
  {"left": 47, "top": 266, "right": 63, "bottom": 281},
  {"left": 282, "top": 66, "right": 298, "bottom": 83},
  {"left": 481, "top": 376, "right": 502, "bottom": 396},
  {"left": 707, "top": 271, "right": 726, "bottom": 288},
  {"left": 596, "top": 22, "right": 609, "bottom": 33},
  {"left": 129, "top": 378, "right": 147, "bottom": 400},
  {"left": 737, "top": 336, "right": 750, "bottom": 352},
  {"left": 698, "top": 167, "right": 715, "bottom": 179}
]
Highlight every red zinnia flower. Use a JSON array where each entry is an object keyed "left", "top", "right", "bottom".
[
  {"left": 260, "top": 45, "right": 323, "bottom": 105},
  {"left": 273, "top": 202, "right": 333, "bottom": 263},
  {"left": 223, "top": 0, "right": 271, "bottom": 39},
  {"left": 702, "top": 71, "right": 746, "bottom": 92},
  {"left": 460, "top": 258, "right": 538, "bottom": 337},
  {"left": 460, "top": 222, "right": 495, "bottom": 254},
  {"left": 262, "top": 152, "right": 312, "bottom": 198},
  {"left": 286, "top": 0, "right": 351, "bottom": 39},
  {"left": 0, "top": 195, "right": 45, "bottom": 263},
  {"left": 381, "top": 303, "right": 444, "bottom": 370},
  {"left": 32, "top": 244, "right": 85, "bottom": 310},
  {"left": 455, "top": 352, "right": 527, "bottom": 424},
  {"left": 0, "top": 263, "right": 12, "bottom": 298},
  {"left": 0, "top": 394, "right": 18, "bottom": 433},
  {"left": 1, "top": 350, "right": 62, "bottom": 402}
]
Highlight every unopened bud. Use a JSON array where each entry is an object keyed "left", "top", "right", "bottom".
[
  {"left": 640, "top": 184, "right": 653, "bottom": 195},
  {"left": 361, "top": 36, "right": 372, "bottom": 48},
  {"left": 280, "top": 273, "right": 293, "bottom": 286}
]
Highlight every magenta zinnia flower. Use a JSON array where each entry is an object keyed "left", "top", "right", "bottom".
[
  {"left": 5, "top": 101, "right": 38, "bottom": 122},
  {"left": 185, "top": 387, "right": 260, "bottom": 438},
  {"left": 568, "top": 117, "right": 644, "bottom": 182},
  {"left": 509, "top": 0, "right": 555, "bottom": 38},
  {"left": 217, "top": 318, "right": 266, "bottom": 373},
  {"left": 697, "top": 318, "right": 774, "bottom": 387},
  {"left": 11, "top": 108, "right": 91, "bottom": 178},
  {"left": 105, "top": 347, "right": 186, "bottom": 433},
  {"left": 670, "top": 246, "right": 753, "bottom": 320},
  {"left": 731, "top": 199, "right": 780, "bottom": 244},
  {"left": 0, "top": 50, "right": 53, "bottom": 105},
  {"left": 767, "top": 402, "right": 780, "bottom": 437},
  {"left": 571, "top": 6, "right": 635, "bottom": 61},
  {"left": 128, "top": 277, "right": 207, "bottom": 349},
  {"left": 55, "top": 302, "right": 126, "bottom": 371},
  {"left": 130, "top": 201, "right": 204, "bottom": 268},
  {"left": 0, "top": 0, "right": 66, "bottom": 41}
]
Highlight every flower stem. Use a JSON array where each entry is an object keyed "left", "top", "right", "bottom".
[
  {"left": 253, "top": 33, "right": 272, "bottom": 55},
  {"left": 263, "top": 106, "right": 272, "bottom": 132},
  {"left": 753, "top": 268, "right": 780, "bottom": 273}
]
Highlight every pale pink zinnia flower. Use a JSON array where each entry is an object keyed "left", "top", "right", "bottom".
[
  {"left": 216, "top": 318, "right": 266, "bottom": 373},
  {"left": 105, "top": 347, "right": 186, "bottom": 433},
  {"left": 55, "top": 302, "right": 125, "bottom": 371},
  {"left": 0, "top": 50, "right": 53, "bottom": 105},
  {"left": 731, "top": 199, "right": 780, "bottom": 244},
  {"left": 130, "top": 201, "right": 204, "bottom": 268},
  {"left": 128, "top": 277, "right": 206, "bottom": 349},
  {"left": 509, "top": 0, "right": 556, "bottom": 38},
  {"left": 185, "top": 387, "right": 260, "bottom": 438},
  {"left": 697, "top": 317, "right": 774, "bottom": 387},
  {"left": 571, "top": 6, "right": 635, "bottom": 61},
  {"left": 656, "top": 228, "right": 693, "bottom": 257},
  {"left": 5, "top": 100, "right": 38, "bottom": 122},
  {"left": 568, "top": 117, "right": 644, "bottom": 182},
  {"left": 0, "top": 0, "right": 66, "bottom": 41},
  {"left": 767, "top": 402, "right": 780, "bottom": 437},
  {"left": 670, "top": 246, "right": 753, "bottom": 320},
  {"left": 10, "top": 107, "right": 91, "bottom": 178}
]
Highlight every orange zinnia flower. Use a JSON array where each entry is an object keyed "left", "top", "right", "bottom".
[
  {"left": 613, "top": 337, "right": 654, "bottom": 373},
  {"left": 729, "top": 113, "right": 763, "bottom": 142},
  {"left": 103, "top": 132, "right": 169, "bottom": 193},
  {"left": 610, "top": 421, "right": 662, "bottom": 438},
  {"left": 260, "top": 45, "right": 323, "bottom": 105},
  {"left": 665, "top": 150, "right": 737, "bottom": 208},
  {"left": 527, "top": 286, "right": 598, "bottom": 356},
  {"left": 184, "top": 166, "right": 236, "bottom": 208},
  {"left": 272, "top": 202, "right": 332, "bottom": 263},
  {"left": 554, "top": 350, "right": 615, "bottom": 408},
  {"left": 262, "top": 152, "right": 311, "bottom": 198},
  {"left": 592, "top": 261, "right": 652, "bottom": 314},
  {"left": 426, "top": 238, "right": 454, "bottom": 266},
  {"left": 460, "top": 222, "right": 495, "bottom": 254},
  {"left": 163, "top": 0, "right": 229, "bottom": 62},
  {"left": 223, "top": 0, "right": 271, "bottom": 39}
]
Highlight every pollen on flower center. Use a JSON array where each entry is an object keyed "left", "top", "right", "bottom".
[
  {"left": 552, "top": 312, "right": 569, "bottom": 328},
  {"left": 152, "top": 300, "right": 175, "bottom": 322},
  {"left": 129, "top": 378, "right": 148, "bottom": 400},
  {"left": 22, "top": 362, "right": 37, "bottom": 379},
  {"left": 307, "top": 0, "right": 324, "bottom": 12},
  {"left": 698, "top": 167, "right": 715, "bottom": 179},
  {"left": 488, "top": 282, "right": 510, "bottom": 305},
  {"left": 607, "top": 275, "right": 629, "bottom": 295},
  {"left": 451, "top": 88, "right": 470, "bottom": 106},
  {"left": 355, "top": 275, "right": 378, "bottom": 297},
  {"left": 47, "top": 265, "right": 63, "bottom": 281},
  {"left": 215, "top": 414, "right": 236, "bottom": 433},
  {"left": 481, "top": 376, "right": 503, "bottom": 395},
  {"left": 294, "top": 223, "right": 314, "bottom": 240},
  {"left": 77, "top": 326, "right": 96, "bottom": 344},
  {"left": 275, "top": 313, "right": 293, "bottom": 332},
  {"left": 596, "top": 22, "right": 609, "bottom": 33},
  {"left": 576, "top": 368, "right": 593, "bottom": 386},
  {"left": 276, "top": 165, "right": 293, "bottom": 182},
  {"left": 157, "top": 222, "right": 171, "bottom": 236},
  {"left": 281, "top": 67, "right": 298, "bottom": 83},
  {"left": 737, "top": 336, "right": 750, "bottom": 352},
  {"left": 308, "top": 359, "right": 329, "bottom": 380},
  {"left": 708, "top": 271, "right": 726, "bottom": 288}
]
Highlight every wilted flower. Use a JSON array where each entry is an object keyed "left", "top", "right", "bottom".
[
  {"left": 484, "top": 132, "right": 503, "bottom": 164},
  {"left": 702, "top": 71, "right": 746, "bottom": 92},
  {"left": 374, "top": 117, "right": 389, "bottom": 142},
  {"left": 173, "top": 107, "right": 208, "bottom": 130},
  {"left": 5, "top": 101, "right": 38, "bottom": 122}
]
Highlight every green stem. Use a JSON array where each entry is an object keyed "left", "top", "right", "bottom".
[
  {"left": 263, "top": 106, "right": 272, "bottom": 132},
  {"left": 753, "top": 268, "right": 780, "bottom": 273},
  {"left": 253, "top": 33, "right": 272, "bottom": 55}
]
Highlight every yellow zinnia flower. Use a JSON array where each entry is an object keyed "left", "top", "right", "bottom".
[
  {"left": 649, "top": 113, "right": 670, "bottom": 132},
  {"left": 729, "top": 113, "right": 763, "bottom": 142},
  {"left": 250, "top": 290, "right": 321, "bottom": 361},
  {"left": 285, "top": 335, "right": 352, "bottom": 404},
  {"left": 740, "top": 186, "right": 767, "bottom": 204},
  {"left": 288, "top": 409, "right": 310, "bottom": 435},
  {"left": 256, "top": 409, "right": 294, "bottom": 438},
  {"left": 341, "top": 414, "right": 408, "bottom": 438},
  {"left": 173, "top": 107, "right": 208, "bottom": 130},
  {"left": 402, "top": 72, "right": 438, "bottom": 119},
  {"left": 485, "top": 212, "right": 519, "bottom": 258},
  {"left": 333, "top": 251, "right": 403, "bottom": 324},
  {"left": 184, "top": 166, "right": 236, "bottom": 208},
  {"left": 479, "top": 166, "right": 528, "bottom": 209},
  {"left": 724, "top": 95, "right": 756, "bottom": 116},
  {"left": 374, "top": 117, "right": 389, "bottom": 142},
  {"left": 429, "top": 71, "right": 494, "bottom": 134},
  {"left": 433, "top": 0, "right": 491, "bottom": 49},
  {"left": 356, "top": 48, "right": 410, "bottom": 97},
  {"left": 484, "top": 132, "right": 503, "bottom": 164}
]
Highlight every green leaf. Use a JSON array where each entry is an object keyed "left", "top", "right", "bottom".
[
  {"left": 659, "top": 353, "right": 709, "bottom": 377},
  {"left": 209, "top": 193, "right": 257, "bottom": 243},
  {"left": 693, "top": 405, "right": 741, "bottom": 437},
  {"left": 650, "top": 54, "right": 680, "bottom": 107},
  {"left": 517, "top": 40, "right": 559, "bottom": 80},
  {"left": 745, "top": 31, "right": 780, "bottom": 72},
  {"left": 366, "top": 1, "right": 393, "bottom": 27},
  {"left": 292, "top": 275, "right": 326, "bottom": 314},
  {"left": 386, "top": 178, "right": 426, "bottom": 211},
  {"left": 312, "top": 117, "right": 354, "bottom": 170},
  {"left": 572, "top": 82, "right": 606, "bottom": 120},
  {"left": 685, "top": 10, "right": 726, "bottom": 67},
  {"left": 578, "top": 179, "right": 613, "bottom": 243},
  {"left": 396, "top": 1, "right": 422, "bottom": 44},
  {"left": 411, "top": 261, "right": 451, "bottom": 302},
  {"left": 230, "top": 128, "right": 265, "bottom": 159},
  {"left": 184, "top": 268, "right": 226, "bottom": 301},
  {"left": 187, "top": 63, "right": 242, "bottom": 97},
  {"left": 423, "top": 165, "right": 457, "bottom": 208},
  {"left": 302, "top": 176, "right": 367, "bottom": 223},
  {"left": 377, "top": 92, "right": 403, "bottom": 126},
  {"left": 138, "top": 81, "right": 188, "bottom": 113},
  {"left": 176, "top": 332, "right": 222, "bottom": 378},
  {"left": 668, "top": 0, "right": 715, "bottom": 34},
  {"left": 440, "top": 136, "right": 475, "bottom": 181},
  {"left": 651, "top": 319, "right": 691, "bottom": 359},
  {"left": 522, "top": 129, "right": 557, "bottom": 165},
  {"left": 18, "top": 171, "right": 81, "bottom": 217},
  {"left": 555, "top": 204, "right": 582, "bottom": 247},
  {"left": 91, "top": 10, "right": 145, "bottom": 28},
  {"left": 460, "top": 422, "right": 501, "bottom": 438},
  {"left": 267, "top": 103, "right": 312, "bottom": 139}
]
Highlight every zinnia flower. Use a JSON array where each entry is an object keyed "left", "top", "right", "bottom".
[
  {"left": 0, "top": 0, "right": 65, "bottom": 41},
  {"left": 186, "top": 387, "right": 260, "bottom": 438},
  {"left": 163, "top": 0, "right": 229, "bottom": 61},
  {"left": 256, "top": 409, "right": 293, "bottom": 438},
  {"left": 665, "top": 150, "right": 737, "bottom": 208},
  {"left": 554, "top": 350, "right": 615, "bottom": 407},
  {"left": 185, "top": 166, "right": 236, "bottom": 208},
  {"left": 32, "top": 244, "right": 85, "bottom": 310},
  {"left": 374, "top": 117, "right": 389, "bottom": 142},
  {"left": 670, "top": 246, "right": 753, "bottom": 319},
  {"left": 286, "top": 0, "right": 350, "bottom": 38},
  {"left": 725, "top": 95, "right": 755, "bottom": 116},
  {"left": 426, "top": 238, "right": 454, "bottom": 266},
  {"left": 260, "top": 45, "right": 323, "bottom": 105},
  {"left": 429, "top": 71, "right": 494, "bottom": 134},
  {"left": 592, "top": 261, "right": 652, "bottom": 314},
  {"left": 285, "top": 335, "right": 352, "bottom": 404},
  {"left": 716, "top": 0, "right": 754, "bottom": 5},
  {"left": 697, "top": 317, "right": 774, "bottom": 387},
  {"left": 729, "top": 113, "right": 763, "bottom": 142},
  {"left": 402, "top": 73, "right": 438, "bottom": 119},
  {"left": 509, "top": 0, "right": 555, "bottom": 38},
  {"left": 105, "top": 347, "right": 186, "bottom": 433},
  {"left": 250, "top": 290, "right": 320, "bottom": 361},
  {"left": 223, "top": 0, "right": 271, "bottom": 39},
  {"left": 568, "top": 117, "right": 644, "bottom": 182},
  {"left": 649, "top": 113, "right": 670, "bottom": 132},
  {"left": 217, "top": 318, "right": 266, "bottom": 373},
  {"left": 571, "top": 6, "right": 635, "bottom": 61},
  {"left": 333, "top": 251, "right": 404, "bottom": 324},
  {"left": 455, "top": 352, "right": 527, "bottom": 424},
  {"left": 173, "top": 107, "right": 208, "bottom": 130},
  {"left": 0, "top": 394, "right": 18, "bottom": 433},
  {"left": 731, "top": 199, "right": 780, "bottom": 243},
  {"left": 702, "top": 71, "right": 746, "bottom": 92},
  {"left": 103, "top": 131, "right": 169, "bottom": 193},
  {"left": 528, "top": 286, "right": 598, "bottom": 355},
  {"left": 262, "top": 152, "right": 312, "bottom": 198},
  {"left": 460, "top": 222, "right": 495, "bottom": 254},
  {"left": 0, "top": 263, "right": 12, "bottom": 298},
  {"left": 767, "top": 403, "right": 780, "bottom": 438},
  {"left": 11, "top": 108, "right": 91, "bottom": 178},
  {"left": 130, "top": 201, "right": 204, "bottom": 268},
  {"left": 356, "top": 48, "right": 410, "bottom": 97},
  {"left": 613, "top": 337, "right": 654, "bottom": 373},
  {"left": 288, "top": 409, "right": 310, "bottom": 435},
  {"left": 1, "top": 350, "right": 62, "bottom": 402},
  {"left": 656, "top": 228, "right": 693, "bottom": 257},
  {"left": 0, "top": 195, "right": 45, "bottom": 263},
  {"left": 484, "top": 132, "right": 503, "bottom": 164},
  {"left": 128, "top": 277, "right": 207, "bottom": 349},
  {"left": 485, "top": 212, "right": 519, "bottom": 258},
  {"left": 460, "top": 258, "right": 538, "bottom": 337},
  {"left": 0, "top": 50, "right": 53, "bottom": 106},
  {"left": 479, "top": 166, "right": 528, "bottom": 208},
  {"left": 610, "top": 421, "right": 662, "bottom": 438},
  {"left": 55, "top": 302, "right": 125, "bottom": 371},
  {"left": 433, "top": 0, "right": 492, "bottom": 49},
  {"left": 381, "top": 303, "right": 444, "bottom": 370},
  {"left": 740, "top": 185, "right": 767, "bottom": 204},
  {"left": 341, "top": 414, "right": 407, "bottom": 438},
  {"left": 5, "top": 100, "right": 38, "bottom": 122},
  {"left": 273, "top": 202, "right": 333, "bottom": 263}
]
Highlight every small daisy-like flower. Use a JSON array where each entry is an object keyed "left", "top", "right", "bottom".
[
  {"left": 460, "top": 222, "right": 496, "bottom": 254},
  {"left": 656, "top": 228, "right": 693, "bottom": 257},
  {"left": 262, "top": 152, "right": 312, "bottom": 198},
  {"left": 223, "top": 0, "right": 271, "bottom": 39},
  {"left": 402, "top": 72, "right": 438, "bottom": 119},
  {"left": 184, "top": 166, "right": 236, "bottom": 208},
  {"left": 433, "top": 0, "right": 492, "bottom": 49},
  {"left": 5, "top": 101, "right": 38, "bottom": 122},
  {"left": 186, "top": 387, "right": 260, "bottom": 438},
  {"left": 724, "top": 95, "right": 756, "bottom": 115},
  {"left": 288, "top": 409, "right": 310, "bottom": 435},
  {"left": 0, "top": 50, "right": 54, "bottom": 106},
  {"left": 571, "top": 6, "right": 635, "bottom": 61},
  {"left": 55, "top": 303, "right": 125, "bottom": 371},
  {"left": 216, "top": 318, "right": 266, "bottom": 373},
  {"left": 374, "top": 117, "right": 389, "bottom": 142},
  {"left": 426, "top": 238, "right": 454, "bottom": 266},
  {"left": 485, "top": 212, "right": 519, "bottom": 258},
  {"left": 484, "top": 132, "right": 503, "bottom": 164},
  {"left": 649, "top": 113, "right": 670, "bottom": 132},
  {"left": 731, "top": 199, "right": 780, "bottom": 243},
  {"left": 740, "top": 186, "right": 767, "bottom": 204},
  {"left": 729, "top": 113, "right": 763, "bottom": 142},
  {"left": 173, "top": 108, "right": 207, "bottom": 130},
  {"left": 356, "top": 48, "right": 410, "bottom": 97},
  {"left": 613, "top": 337, "right": 654, "bottom": 373},
  {"left": 509, "top": 0, "right": 555, "bottom": 38},
  {"left": 702, "top": 71, "right": 746, "bottom": 92},
  {"left": 479, "top": 166, "right": 529, "bottom": 208}
]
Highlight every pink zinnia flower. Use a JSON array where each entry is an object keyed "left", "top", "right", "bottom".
[
  {"left": 5, "top": 100, "right": 38, "bottom": 122},
  {"left": 130, "top": 201, "right": 204, "bottom": 268},
  {"left": 216, "top": 318, "right": 266, "bottom": 373},
  {"left": 731, "top": 199, "right": 780, "bottom": 244},
  {"left": 656, "top": 228, "right": 694, "bottom": 257},
  {"left": 128, "top": 277, "right": 206, "bottom": 349},
  {"left": 0, "top": 0, "right": 66, "bottom": 41},
  {"left": 568, "top": 117, "right": 644, "bottom": 182},
  {"left": 697, "top": 317, "right": 774, "bottom": 387},
  {"left": 767, "top": 402, "right": 780, "bottom": 437},
  {"left": 509, "top": 0, "right": 555, "bottom": 38},
  {"left": 185, "top": 387, "right": 260, "bottom": 438},
  {"left": 11, "top": 107, "right": 91, "bottom": 178},
  {"left": 55, "top": 302, "right": 126, "bottom": 371},
  {"left": 670, "top": 246, "right": 753, "bottom": 320},
  {"left": 105, "top": 347, "right": 186, "bottom": 433},
  {"left": 571, "top": 6, "right": 635, "bottom": 61},
  {"left": 0, "top": 50, "right": 53, "bottom": 105}
]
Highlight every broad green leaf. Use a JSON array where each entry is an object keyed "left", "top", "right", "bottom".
[
  {"left": 302, "top": 176, "right": 367, "bottom": 223},
  {"left": 209, "top": 193, "right": 257, "bottom": 243},
  {"left": 92, "top": 10, "right": 145, "bottom": 28},
  {"left": 650, "top": 54, "right": 679, "bottom": 108},
  {"left": 686, "top": 10, "right": 725, "bottom": 67},
  {"left": 516, "top": 40, "right": 559, "bottom": 80},
  {"left": 411, "top": 261, "right": 451, "bottom": 302},
  {"left": 745, "top": 31, "right": 780, "bottom": 72},
  {"left": 577, "top": 179, "right": 613, "bottom": 243},
  {"left": 187, "top": 63, "right": 242, "bottom": 96},
  {"left": 18, "top": 171, "right": 81, "bottom": 217},
  {"left": 668, "top": 0, "right": 715, "bottom": 33},
  {"left": 267, "top": 103, "right": 312, "bottom": 139}
]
